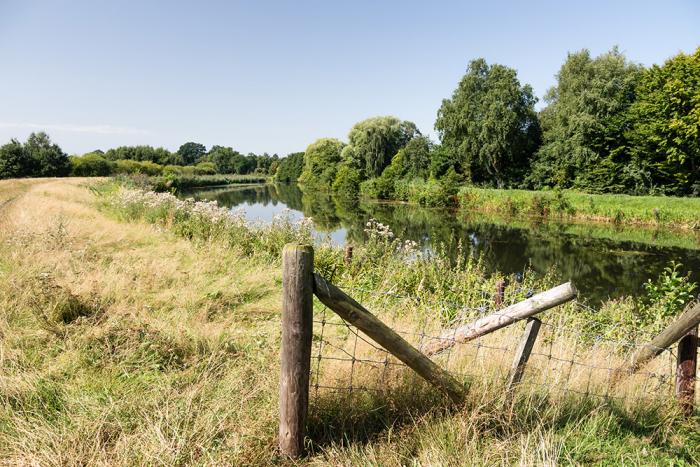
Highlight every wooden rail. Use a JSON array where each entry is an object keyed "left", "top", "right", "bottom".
[
  {"left": 625, "top": 302, "right": 700, "bottom": 375},
  {"left": 313, "top": 273, "right": 465, "bottom": 403},
  {"left": 423, "top": 282, "right": 577, "bottom": 356}
]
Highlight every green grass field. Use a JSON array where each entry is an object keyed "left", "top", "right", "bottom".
[{"left": 458, "top": 187, "right": 700, "bottom": 230}]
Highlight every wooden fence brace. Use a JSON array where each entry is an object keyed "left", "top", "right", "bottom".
[
  {"left": 621, "top": 302, "right": 700, "bottom": 378},
  {"left": 505, "top": 317, "right": 542, "bottom": 398},
  {"left": 423, "top": 282, "right": 577, "bottom": 356},
  {"left": 312, "top": 273, "right": 465, "bottom": 403},
  {"left": 279, "top": 244, "right": 314, "bottom": 458},
  {"left": 676, "top": 325, "right": 697, "bottom": 416}
]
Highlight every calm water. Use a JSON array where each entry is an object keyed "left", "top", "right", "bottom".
[{"left": 184, "top": 183, "right": 700, "bottom": 304}]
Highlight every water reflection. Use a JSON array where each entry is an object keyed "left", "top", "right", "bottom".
[{"left": 184, "top": 183, "right": 700, "bottom": 303}]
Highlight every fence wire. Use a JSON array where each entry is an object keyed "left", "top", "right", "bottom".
[{"left": 309, "top": 283, "right": 697, "bottom": 408}]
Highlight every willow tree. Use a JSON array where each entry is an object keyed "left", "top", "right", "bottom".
[
  {"left": 345, "top": 116, "right": 420, "bottom": 177},
  {"left": 435, "top": 58, "right": 540, "bottom": 187},
  {"left": 298, "top": 138, "right": 345, "bottom": 190}
]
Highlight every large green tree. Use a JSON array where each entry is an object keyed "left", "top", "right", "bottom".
[
  {"left": 0, "top": 139, "right": 29, "bottom": 179},
  {"left": 528, "top": 48, "right": 642, "bottom": 192},
  {"left": 24, "top": 132, "right": 70, "bottom": 177},
  {"left": 298, "top": 138, "right": 345, "bottom": 189},
  {"left": 625, "top": 47, "right": 700, "bottom": 195},
  {"left": 435, "top": 58, "right": 540, "bottom": 186},
  {"left": 275, "top": 151, "right": 305, "bottom": 182},
  {"left": 344, "top": 116, "right": 419, "bottom": 177},
  {"left": 0, "top": 133, "right": 70, "bottom": 178},
  {"left": 177, "top": 142, "right": 207, "bottom": 165},
  {"left": 207, "top": 145, "right": 246, "bottom": 174}
]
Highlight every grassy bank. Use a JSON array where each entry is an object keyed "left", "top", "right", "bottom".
[
  {"left": 0, "top": 178, "right": 698, "bottom": 465},
  {"left": 458, "top": 186, "right": 700, "bottom": 230}
]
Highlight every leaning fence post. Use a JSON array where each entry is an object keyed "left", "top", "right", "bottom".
[
  {"left": 622, "top": 302, "right": 700, "bottom": 377},
  {"left": 676, "top": 325, "right": 697, "bottom": 416},
  {"left": 279, "top": 244, "right": 314, "bottom": 458},
  {"left": 506, "top": 317, "right": 541, "bottom": 398}
]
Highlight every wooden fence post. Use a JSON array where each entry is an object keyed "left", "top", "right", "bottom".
[
  {"left": 506, "top": 317, "right": 541, "bottom": 398},
  {"left": 494, "top": 279, "right": 506, "bottom": 308},
  {"left": 279, "top": 244, "right": 314, "bottom": 458},
  {"left": 676, "top": 325, "right": 697, "bottom": 416},
  {"left": 343, "top": 245, "right": 353, "bottom": 266}
]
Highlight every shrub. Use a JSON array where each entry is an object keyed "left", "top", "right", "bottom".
[
  {"left": 359, "top": 178, "right": 381, "bottom": 199},
  {"left": 553, "top": 189, "right": 575, "bottom": 216},
  {"left": 332, "top": 164, "right": 362, "bottom": 199},
  {"left": 114, "top": 159, "right": 164, "bottom": 176},
  {"left": 528, "top": 195, "right": 551, "bottom": 217},
  {"left": 642, "top": 261, "right": 697, "bottom": 329},
  {"left": 70, "top": 153, "right": 114, "bottom": 176},
  {"left": 162, "top": 165, "right": 184, "bottom": 176},
  {"left": 194, "top": 162, "right": 217, "bottom": 175},
  {"left": 358, "top": 174, "right": 396, "bottom": 200}
]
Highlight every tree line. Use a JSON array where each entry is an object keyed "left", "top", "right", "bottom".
[
  {"left": 2, "top": 46, "right": 698, "bottom": 198},
  {"left": 290, "top": 46, "right": 699, "bottom": 200},
  {"left": 0, "top": 137, "right": 282, "bottom": 179}
]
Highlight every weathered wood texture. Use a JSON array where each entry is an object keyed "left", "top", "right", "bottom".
[
  {"left": 506, "top": 318, "right": 541, "bottom": 395},
  {"left": 313, "top": 273, "right": 465, "bottom": 403},
  {"left": 494, "top": 280, "right": 506, "bottom": 308},
  {"left": 626, "top": 302, "right": 700, "bottom": 375},
  {"left": 676, "top": 326, "right": 697, "bottom": 416},
  {"left": 423, "top": 282, "right": 577, "bottom": 356},
  {"left": 343, "top": 245, "right": 353, "bottom": 265},
  {"left": 279, "top": 244, "right": 314, "bottom": 458}
]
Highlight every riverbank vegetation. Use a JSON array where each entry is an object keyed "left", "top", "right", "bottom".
[
  {"left": 0, "top": 178, "right": 697, "bottom": 464},
  {"left": 458, "top": 187, "right": 700, "bottom": 229},
  {"left": 292, "top": 46, "right": 699, "bottom": 203}
]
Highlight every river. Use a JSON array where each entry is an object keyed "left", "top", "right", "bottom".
[{"left": 183, "top": 183, "right": 700, "bottom": 304}]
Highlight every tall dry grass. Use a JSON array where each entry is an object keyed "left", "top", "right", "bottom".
[{"left": 0, "top": 178, "right": 697, "bottom": 465}]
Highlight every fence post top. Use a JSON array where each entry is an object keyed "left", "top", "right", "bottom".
[{"left": 283, "top": 243, "right": 314, "bottom": 254}]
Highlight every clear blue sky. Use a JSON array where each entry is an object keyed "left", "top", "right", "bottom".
[{"left": 1, "top": 0, "right": 698, "bottom": 156}]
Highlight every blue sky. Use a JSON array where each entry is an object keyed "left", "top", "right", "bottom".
[{"left": 1, "top": 0, "right": 698, "bottom": 156}]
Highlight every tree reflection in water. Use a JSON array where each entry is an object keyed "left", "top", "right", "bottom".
[{"left": 183, "top": 183, "right": 700, "bottom": 304}]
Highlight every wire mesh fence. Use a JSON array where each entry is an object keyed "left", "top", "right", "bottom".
[{"left": 309, "top": 282, "right": 697, "bottom": 407}]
